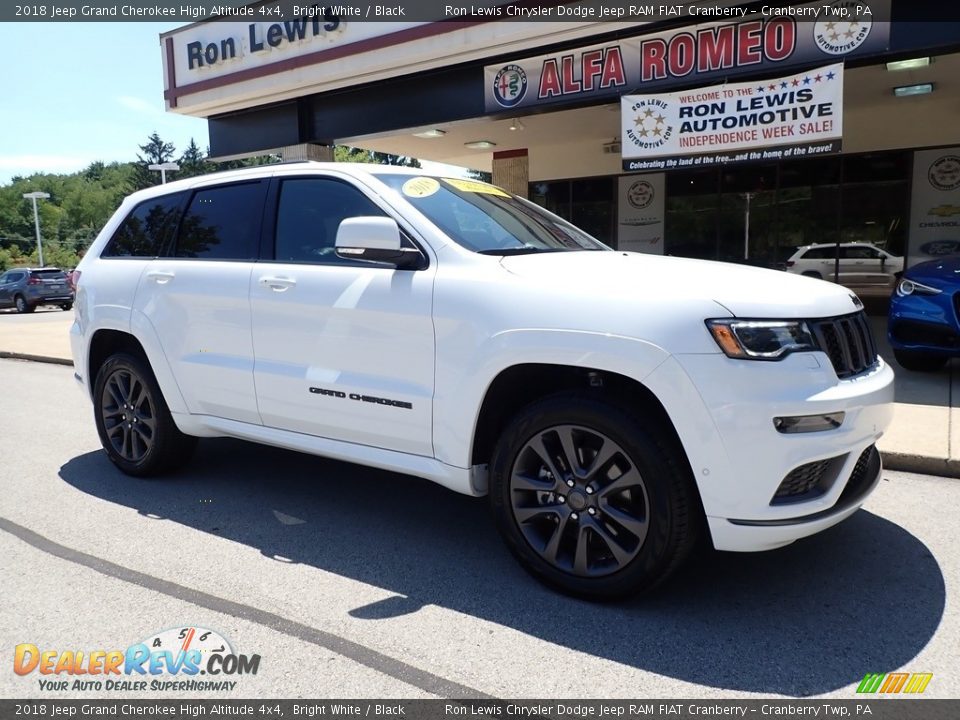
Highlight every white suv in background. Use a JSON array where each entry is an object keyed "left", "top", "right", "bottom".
[
  {"left": 785, "top": 242, "right": 903, "bottom": 294},
  {"left": 70, "top": 164, "right": 894, "bottom": 598}
]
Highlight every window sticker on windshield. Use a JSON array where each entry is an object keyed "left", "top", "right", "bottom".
[
  {"left": 401, "top": 177, "right": 441, "bottom": 198},
  {"left": 443, "top": 178, "right": 510, "bottom": 197}
]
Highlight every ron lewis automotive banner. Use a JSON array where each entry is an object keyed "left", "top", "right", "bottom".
[{"left": 621, "top": 62, "right": 843, "bottom": 172}]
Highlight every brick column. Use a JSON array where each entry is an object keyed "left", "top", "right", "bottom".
[
  {"left": 492, "top": 149, "right": 529, "bottom": 198},
  {"left": 280, "top": 143, "right": 334, "bottom": 162}
]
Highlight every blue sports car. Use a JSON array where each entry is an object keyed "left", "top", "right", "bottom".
[{"left": 888, "top": 256, "right": 960, "bottom": 372}]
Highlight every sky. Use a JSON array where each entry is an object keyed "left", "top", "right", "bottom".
[{"left": 1, "top": 23, "right": 211, "bottom": 184}]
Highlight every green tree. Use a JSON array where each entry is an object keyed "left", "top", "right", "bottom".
[
  {"left": 133, "top": 132, "right": 177, "bottom": 190},
  {"left": 178, "top": 138, "right": 216, "bottom": 178},
  {"left": 333, "top": 146, "right": 421, "bottom": 168}
]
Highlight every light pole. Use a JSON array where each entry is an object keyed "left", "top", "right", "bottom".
[
  {"left": 741, "top": 192, "right": 755, "bottom": 261},
  {"left": 148, "top": 162, "right": 180, "bottom": 184},
  {"left": 23, "top": 191, "right": 50, "bottom": 267}
]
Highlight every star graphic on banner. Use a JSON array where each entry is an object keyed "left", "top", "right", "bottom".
[
  {"left": 791, "top": 78, "right": 800, "bottom": 87},
  {"left": 653, "top": 127, "right": 662, "bottom": 136},
  {"left": 827, "top": 71, "right": 836, "bottom": 80},
  {"left": 829, "top": 31, "right": 839, "bottom": 41},
  {"left": 757, "top": 86, "right": 765, "bottom": 93},
  {"left": 639, "top": 127, "right": 649, "bottom": 137},
  {"left": 656, "top": 114, "right": 665, "bottom": 123},
  {"left": 780, "top": 81, "right": 788, "bottom": 89},
  {"left": 825, "top": 21, "right": 836, "bottom": 30},
  {"left": 814, "top": 74, "right": 823, "bottom": 82},
  {"left": 851, "top": 21, "right": 860, "bottom": 28},
  {"left": 768, "top": 83, "right": 776, "bottom": 91},
  {"left": 803, "top": 76, "right": 812, "bottom": 85},
  {"left": 845, "top": 29, "right": 855, "bottom": 38},
  {"left": 644, "top": 108, "right": 654, "bottom": 118}
]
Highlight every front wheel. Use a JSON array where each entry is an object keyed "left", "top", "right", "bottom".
[
  {"left": 489, "top": 392, "right": 699, "bottom": 599},
  {"left": 893, "top": 349, "right": 949, "bottom": 373},
  {"left": 93, "top": 352, "right": 196, "bottom": 477}
]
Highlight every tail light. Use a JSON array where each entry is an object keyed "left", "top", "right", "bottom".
[
  {"left": 27, "top": 276, "right": 41, "bottom": 285},
  {"left": 69, "top": 271, "right": 81, "bottom": 290},
  {"left": 785, "top": 261, "right": 795, "bottom": 267}
]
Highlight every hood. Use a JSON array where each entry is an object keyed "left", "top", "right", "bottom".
[
  {"left": 905, "top": 256, "right": 960, "bottom": 287},
  {"left": 500, "top": 251, "right": 863, "bottom": 319}
]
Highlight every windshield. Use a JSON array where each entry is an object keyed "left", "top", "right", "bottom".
[{"left": 375, "top": 175, "right": 610, "bottom": 254}]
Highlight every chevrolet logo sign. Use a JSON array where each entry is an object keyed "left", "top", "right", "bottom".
[{"left": 929, "top": 204, "right": 960, "bottom": 217}]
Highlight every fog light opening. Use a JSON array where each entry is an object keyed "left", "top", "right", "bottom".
[{"left": 773, "top": 412, "right": 845, "bottom": 433}]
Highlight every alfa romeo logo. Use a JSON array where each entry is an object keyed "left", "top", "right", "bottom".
[
  {"left": 493, "top": 65, "right": 527, "bottom": 108},
  {"left": 814, "top": 2, "right": 872, "bottom": 55},
  {"left": 929, "top": 156, "right": 960, "bottom": 191}
]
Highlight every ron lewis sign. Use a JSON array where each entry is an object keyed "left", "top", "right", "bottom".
[{"left": 621, "top": 62, "right": 844, "bottom": 171}]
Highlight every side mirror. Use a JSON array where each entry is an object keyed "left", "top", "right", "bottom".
[{"left": 335, "top": 217, "right": 423, "bottom": 269}]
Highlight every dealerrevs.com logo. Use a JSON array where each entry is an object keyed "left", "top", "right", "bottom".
[{"left": 14, "top": 626, "right": 260, "bottom": 692}]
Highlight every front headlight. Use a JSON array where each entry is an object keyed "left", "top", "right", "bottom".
[
  {"left": 896, "top": 278, "right": 942, "bottom": 297},
  {"left": 706, "top": 319, "right": 817, "bottom": 360}
]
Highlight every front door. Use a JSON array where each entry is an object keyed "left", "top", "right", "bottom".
[{"left": 249, "top": 175, "right": 435, "bottom": 456}]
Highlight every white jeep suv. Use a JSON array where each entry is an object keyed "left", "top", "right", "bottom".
[{"left": 71, "top": 163, "right": 894, "bottom": 598}]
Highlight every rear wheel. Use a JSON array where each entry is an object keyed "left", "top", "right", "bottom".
[
  {"left": 93, "top": 352, "right": 196, "bottom": 477},
  {"left": 893, "top": 349, "right": 949, "bottom": 373},
  {"left": 61, "top": 302, "right": 73, "bottom": 311},
  {"left": 489, "top": 392, "right": 698, "bottom": 599},
  {"left": 14, "top": 295, "right": 33, "bottom": 313}
]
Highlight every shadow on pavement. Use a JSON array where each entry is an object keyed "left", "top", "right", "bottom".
[{"left": 60, "top": 439, "right": 945, "bottom": 696}]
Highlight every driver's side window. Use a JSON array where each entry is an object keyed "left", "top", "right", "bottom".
[{"left": 275, "top": 178, "right": 390, "bottom": 265}]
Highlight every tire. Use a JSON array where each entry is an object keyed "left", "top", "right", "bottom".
[
  {"left": 489, "top": 391, "right": 699, "bottom": 600},
  {"left": 893, "top": 349, "right": 949, "bottom": 373},
  {"left": 801, "top": 271, "right": 823, "bottom": 280},
  {"left": 14, "top": 295, "right": 34, "bottom": 313},
  {"left": 61, "top": 303, "right": 73, "bottom": 311},
  {"left": 93, "top": 351, "right": 196, "bottom": 477}
]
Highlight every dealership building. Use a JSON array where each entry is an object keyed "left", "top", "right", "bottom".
[{"left": 161, "top": 1, "right": 960, "bottom": 269}]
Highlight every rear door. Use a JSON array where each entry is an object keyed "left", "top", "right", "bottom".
[
  {"left": 249, "top": 174, "right": 436, "bottom": 455},
  {"left": 132, "top": 180, "right": 267, "bottom": 425}
]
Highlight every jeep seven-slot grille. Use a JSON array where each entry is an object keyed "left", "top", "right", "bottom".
[{"left": 809, "top": 311, "right": 878, "bottom": 379}]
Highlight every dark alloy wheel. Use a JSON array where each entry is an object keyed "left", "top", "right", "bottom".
[
  {"left": 490, "top": 392, "right": 699, "bottom": 599},
  {"left": 508, "top": 425, "right": 649, "bottom": 577},
  {"left": 93, "top": 352, "right": 196, "bottom": 477},
  {"left": 14, "top": 295, "right": 33, "bottom": 313}
]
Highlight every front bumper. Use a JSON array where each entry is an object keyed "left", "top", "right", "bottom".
[{"left": 661, "top": 351, "right": 894, "bottom": 552}]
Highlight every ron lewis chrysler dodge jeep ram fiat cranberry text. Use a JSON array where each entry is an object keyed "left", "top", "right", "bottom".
[{"left": 70, "top": 164, "right": 894, "bottom": 598}]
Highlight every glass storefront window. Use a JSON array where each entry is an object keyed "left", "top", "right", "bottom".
[
  {"left": 664, "top": 169, "right": 718, "bottom": 260},
  {"left": 570, "top": 177, "right": 614, "bottom": 246}
]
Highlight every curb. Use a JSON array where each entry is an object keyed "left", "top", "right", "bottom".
[
  {"left": 882, "top": 451, "right": 960, "bottom": 480},
  {"left": 0, "top": 350, "right": 73, "bottom": 367}
]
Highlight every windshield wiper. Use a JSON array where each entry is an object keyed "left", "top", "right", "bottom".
[{"left": 476, "top": 247, "right": 566, "bottom": 256}]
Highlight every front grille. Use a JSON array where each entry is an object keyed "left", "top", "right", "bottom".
[
  {"left": 772, "top": 457, "right": 837, "bottom": 504},
  {"left": 809, "top": 311, "right": 878, "bottom": 378}
]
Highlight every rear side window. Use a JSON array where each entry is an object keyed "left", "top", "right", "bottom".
[
  {"left": 102, "top": 193, "right": 184, "bottom": 258},
  {"left": 174, "top": 182, "right": 265, "bottom": 260},
  {"left": 801, "top": 247, "right": 833, "bottom": 259}
]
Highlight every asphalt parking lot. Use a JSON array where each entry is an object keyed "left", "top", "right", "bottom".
[{"left": 1, "top": 357, "right": 958, "bottom": 700}]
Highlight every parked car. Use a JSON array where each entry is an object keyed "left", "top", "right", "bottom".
[
  {"left": 70, "top": 164, "right": 894, "bottom": 598},
  {"left": 785, "top": 242, "right": 903, "bottom": 293},
  {"left": 888, "top": 256, "right": 960, "bottom": 372},
  {"left": 0, "top": 267, "right": 74, "bottom": 313}
]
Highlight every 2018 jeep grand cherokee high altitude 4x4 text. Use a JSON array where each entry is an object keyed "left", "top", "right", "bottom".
[{"left": 70, "top": 164, "right": 894, "bottom": 598}]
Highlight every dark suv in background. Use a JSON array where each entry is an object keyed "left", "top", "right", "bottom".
[{"left": 0, "top": 267, "right": 74, "bottom": 313}]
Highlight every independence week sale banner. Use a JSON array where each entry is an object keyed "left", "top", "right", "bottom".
[{"left": 621, "top": 62, "right": 844, "bottom": 171}]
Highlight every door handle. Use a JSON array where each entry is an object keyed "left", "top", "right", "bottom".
[
  {"left": 259, "top": 276, "right": 296, "bottom": 292},
  {"left": 146, "top": 270, "right": 175, "bottom": 284}
]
